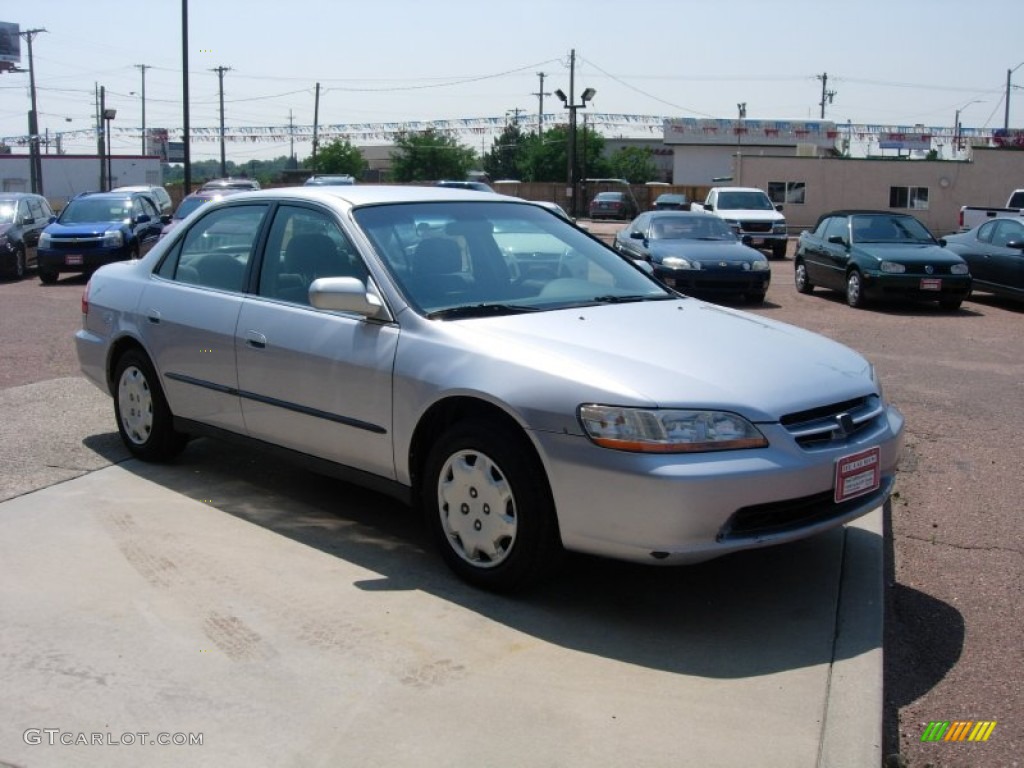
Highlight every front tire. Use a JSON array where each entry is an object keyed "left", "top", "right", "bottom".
[
  {"left": 939, "top": 297, "right": 963, "bottom": 311},
  {"left": 846, "top": 270, "right": 866, "bottom": 308},
  {"left": 771, "top": 240, "right": 788, "bottom": 260},
  {"left": 38, "top": 268, "right": 59, "bottom": 285},
  {"left": 113, "top": 349, "right": 188, "bottom": 461},
  {"left": 422, "top": 419, "right": 562, "bottom": 591},
  {"left": 794, "top": 261, "right": 814, "bottom": 294}
]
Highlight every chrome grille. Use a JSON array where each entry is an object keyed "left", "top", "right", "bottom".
[{"left": 781, "top": 394, "right": 883, "bottom": 448}]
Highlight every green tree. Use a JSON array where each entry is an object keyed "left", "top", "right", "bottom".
[
  {"left": 390, "top": 129, "right": 477, "bottom": 182},
  {"left": 309, "top": 138, "right": 368, "bottom": 177},
  {"left": 482, "top": 123, "right": 526, "bottom": 180},
  {"left": 518, "top": 126, "right": 611, "bottom": 183},
  {"left": 608, "top": 146, "right": 658, "bottom": 183}
]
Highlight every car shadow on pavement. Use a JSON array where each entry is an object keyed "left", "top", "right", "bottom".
[
  {"left": 107, "top": 434, "right": 888, "bottom": 680},
  {"left": 881, "top": 501, "right": 965, "bottom": 762}
]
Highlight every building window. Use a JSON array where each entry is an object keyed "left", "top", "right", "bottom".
[
  {"left": 768, "top": 181, "right": 805, "bottom": 205},
  {"left": 889, "top": 186, "right": 929, "bottom": 210}
]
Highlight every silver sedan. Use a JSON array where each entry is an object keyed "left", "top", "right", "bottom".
[{"left": 75, "top": 186, "right": 904, "bottom": 591}]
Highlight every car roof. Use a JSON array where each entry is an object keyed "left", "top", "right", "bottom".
[{"left": 211, "top": 185, "right": 519, "bottom": 209}]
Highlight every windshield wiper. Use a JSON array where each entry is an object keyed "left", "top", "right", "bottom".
[
  {"left": 427, "top": 303, "right": 540, "bottom": 319},
  {"left": 589, "top": 294, "right": 673, "bottom": 304}
]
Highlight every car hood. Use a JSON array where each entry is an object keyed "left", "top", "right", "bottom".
[
  {"left": 432, "top": 299, "right": 873, "bottom": 422},
  {"left": 648, "top": 240, "right": 763, "bottom": 263},
  {"left": 47, "top": 222, "right": 125, "bottom": 236},
  {"left": 852, "top": 242, "right": 964, "bottom": 264}
]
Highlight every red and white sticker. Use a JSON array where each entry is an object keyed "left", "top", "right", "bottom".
[{"left": 834, "top": 446, "right": 881, "bottom": 503}]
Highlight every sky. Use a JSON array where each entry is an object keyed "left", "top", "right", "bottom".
[{"left": 2, "top": 0, "right": 1022, "bottom": 163}]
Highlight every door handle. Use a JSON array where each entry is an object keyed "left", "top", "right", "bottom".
[
  {"left": 245, "top": 330, "right": 267, "bottom": 349},
  {"left": 147, "top": 309, "right": 161, "bottom": 324}
]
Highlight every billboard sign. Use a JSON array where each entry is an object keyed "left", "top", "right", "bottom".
[{"left": 0, "top": 22, "right": 20, "bottom": 67}]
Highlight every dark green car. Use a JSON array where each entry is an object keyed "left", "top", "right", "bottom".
[{"left": 794, "top": 210, "right": 972, "bottom": 310}]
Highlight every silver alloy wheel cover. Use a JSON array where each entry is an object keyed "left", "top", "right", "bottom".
[
  {"left": 437, "top": 449, "right": 517, "bottom": 568},
  {"left": 847, "top": 272, "right": 861, "bottom": 304},
  {"left": 118, "top": 365, "right": 154, "bottom": 445},
  {"left": 795, "top": 263, "right": 807, "bottom": 290}
]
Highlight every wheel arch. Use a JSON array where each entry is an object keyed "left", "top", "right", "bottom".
[
  {"left": 105, "top": 335, "right": 150, "bottom": 395},
  {"left": 408, "top": 396, "right": 540, "bottom": 498}
]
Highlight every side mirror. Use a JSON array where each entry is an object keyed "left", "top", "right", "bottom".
[
  {"left": 160, "top": 214, "right": 173, "bottom": 225},
  {"left": 1006, "top": 239, "right": 1024, "bottom": 251},
  {"left": 48, "top": 215, "right": 57, "bottom": 223},
  {"left": 136, "top": 214, "right": 151, "bottom": 224},
  {"left": 938, "top": 238, "right": 947, "bottom": 247},
  {"left": 630, "top": 231, "right": 646, "bottom": 240},
  {"left": 741, "top": 235, "right": 754, "bottom": 246},
  {"left": 827, "top": 235, "right": 847, "bottom": 246},
  {"left": 775, "top": 204, "right": 784, "bottom": 212},
  {"left": 309, "top": 276, "right": 390, "bottom": 320}
]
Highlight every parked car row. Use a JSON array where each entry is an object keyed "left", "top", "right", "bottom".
[{"left": 74, "top": 185, "right": 905, "bottom": 591}]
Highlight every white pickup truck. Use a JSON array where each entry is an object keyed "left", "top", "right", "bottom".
[
  {"left": 690, "top": 186, "right": 788, "bottom": 258},
  {"left": 958, "top": 189, "right": 1024, "bottom": 232}
]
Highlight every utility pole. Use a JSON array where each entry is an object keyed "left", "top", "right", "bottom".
[
  {"left": 533, "top": 72, "right": 551, "bottom": 137},
  {"left": 135, "top": 64, "right": 150, "bottom": 154},
  {"left": 182, "top": 0, "right": 192, "bottom": 193},
  {"left": 96, "top": 83, "right": 104, "bottom": 189},
  {"left": 288, "top": 108, "right": 295, "bottom": 164},
  {"left": 567, "top": 50, "right": 576, "bottom": 215},
  {"left": 19, "top": 28, "right": 46, "bottom": 195},
  {"left": 312, "top": 82, "right": 321, "bottom": 166},
  {"left": 817, "top": 72, "right": 836, "bottom": 119},
  {"left": 211, "top": 65, "right": 231, "bottom": 176}
]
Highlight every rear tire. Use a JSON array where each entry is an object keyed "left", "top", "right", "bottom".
[
  {"left": 794, "top": 261, "right": 814, "bottom": 294},
  {"left": 113, "top": 349, "right": 188, "bottom": 461},
  {"left": 422, "top": 419, "right": 563, "bottom": 592},
  {"left": 846, "top": 270, "right": 866, "bottom": 308}
]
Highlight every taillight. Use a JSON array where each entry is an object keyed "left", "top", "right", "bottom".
[
  {"left": 958, "top": 209, "right": 963, "bottom": 229},
  {"left": 81, "top": 280, "right": 90, "bottom": 315}
]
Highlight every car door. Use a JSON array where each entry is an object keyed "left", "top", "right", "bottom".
[
  {"left": 801, "top": 216, "right": 842, "bottom": 288},
  {"left": 24, "top": 197, "right": 53, "bottom": 268},
  {"left": 132, "top": 195, "right": 163, "bottom": 256},
  {"left": 140, "top": 202, "right": 272, "bottom": 432},
  {"left": 986, "top": 220, "right": 1024, "bottom": 293},
  {"left": 616, "top": 214, "right": 650, "bottom": 260},
  {"left": 234, "top": 203, "right": 399, "bottom": 480}
]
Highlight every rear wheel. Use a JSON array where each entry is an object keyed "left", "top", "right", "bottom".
[
  {"left": 794, "top": 261, "right": 814, "bottom": 294},
  {"left": 422, "top": 419, "right": 562, "bottom": 591},
  {"left": 113, "top": 349, "right": 188, "bottom": 461},
  {"left": 846, "top": 270, "right": 866, "bottom": 308}
]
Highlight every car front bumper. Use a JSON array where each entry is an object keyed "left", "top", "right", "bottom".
[
  {"left": 656, "top": 268, "right": 770, "bottom": 296},
  {"left": 862, "top": 272, "right": 972, "bottom": 301},
  {"left": 38, "top": 246, "right": 132, "bottom": 273},
  {"left": 531, "top": 404, "right": 904, "bottom": 564}
]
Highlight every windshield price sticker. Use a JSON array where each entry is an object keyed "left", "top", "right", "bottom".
[
  {"left": 920, "top": 278, "right": 942, "bottom": 291},
  {"left": 834, "top": 446, "right": 881, "bottom": 503}
]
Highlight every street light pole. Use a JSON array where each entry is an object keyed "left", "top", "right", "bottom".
[
  {"left": 954, "top": 99, "right": 984, "bottom": 157},
  {"left": 555, "top": 51, "right": 596, "bottom": 218},
  {"left": 135, "top": 64, "right": 150, "bottom": 155}
]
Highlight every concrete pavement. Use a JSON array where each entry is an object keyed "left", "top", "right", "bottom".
[{"left": 0, "top": 378, "right": 884, "bottom": 768}]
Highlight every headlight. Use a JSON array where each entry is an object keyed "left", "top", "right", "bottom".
[
  {"left": 579, "top": 405, "right": 768, "bottom": 453},
  {"left": 879, "top": 261, "right": 905, "bottom": 273},
  {"left": 39, "top": 232, "right": 51, "bottom": 248},
  {"left": 869, "top": 364, "right": 885, "bottom": 405},
  {"left": 751, "top": 259, "right": 770, "bottom": 271},
  {"left": 103, "top": 229, "right": 124, "bottom": 248},
  {"left": 950, "top": 263, "right": 969, "bottom": 275},
  {"left": 772, "top": 221, "right": 788, "bottom": 233},
  {"left": 661, "top": 256, "right": 699, "bottom": 270}
]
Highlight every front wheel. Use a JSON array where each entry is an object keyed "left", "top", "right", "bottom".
[
  {"left": 846, "top": 270, "right": 866, "bottom": 308},
  {"left": 939, "top": 297, "right": 963, "bottom": 311},
  {"left": 794, "top": 261, "right": 814, "bottom": 294},
  {"left": 422, "top": 419, "right": 562, "bottom": 591},
  {"left": 771, "top": 240, "right": 788, "bottom": 260},
  {"left": 38, "top": 268, "right": 59, "bottom": 285},
  {"left": 113, "top": 349, "right": 188, "bottom": 461}
]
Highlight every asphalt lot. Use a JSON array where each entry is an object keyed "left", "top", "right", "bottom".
[{"left": 0, "top": 227, "right": 1021, "bottom": 767}]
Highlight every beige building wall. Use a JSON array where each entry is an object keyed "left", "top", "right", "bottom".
[{"left": 734, "top": 148, "right": 1024, "bottom": 236}]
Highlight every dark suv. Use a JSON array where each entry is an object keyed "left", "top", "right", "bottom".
[
  {"left": 37, "top": 191, "right": 166, "bottom": 284},
  {"left": 0, "top": 193, "right": 55, "bottom": 280}
]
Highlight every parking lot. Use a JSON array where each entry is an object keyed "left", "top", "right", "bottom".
[{"left": 0, "top": 228, "right": 1020, "bottom": 767}]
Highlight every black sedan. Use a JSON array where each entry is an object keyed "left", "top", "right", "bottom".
[
  {"left": 0, "top": 193, "right": 55, "bottom": 280},
  {"left": 941, "top": 218, "right": 1024, "bottom": 302},
  {"left": 614, "top": 211, "right": 771, "bottom": 303},
  {"left": 794, "top": 210, "right": 971, "bottom": 310}
]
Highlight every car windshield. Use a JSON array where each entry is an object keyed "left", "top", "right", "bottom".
[
  {"left": 716, "top": 191, "right": 774, "bottom": 210},
  {"left": 0, "top": 204, "right": 16, "bottom": 224},
  {"left": 650, "top": 215, "right": 734, "bottom": 240},
  {"left": 59, "top": 198, "right": 135, "bottom": 224},
  {"left": 353, "top": 201, "right": 671, "bottom": 315},
  {"left": 306, "top": 176, "right": 354, "bottom": 186},
  {"left": 594, "top": 193, "right": 623, "bottom": 202},
  {"left": 174, "top": 196, "right": 212, "bottom": 220},
  {"left": 851, "top": 214, "right": 935, "bottom": 243}
]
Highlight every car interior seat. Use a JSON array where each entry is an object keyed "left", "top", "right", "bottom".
[{"left": 412, "top": 237, "right": 472, "bottom": 309}]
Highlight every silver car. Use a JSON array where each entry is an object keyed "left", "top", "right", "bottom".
[{"left": 75, "top": 186, "right": 904, "bottom": 591}]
